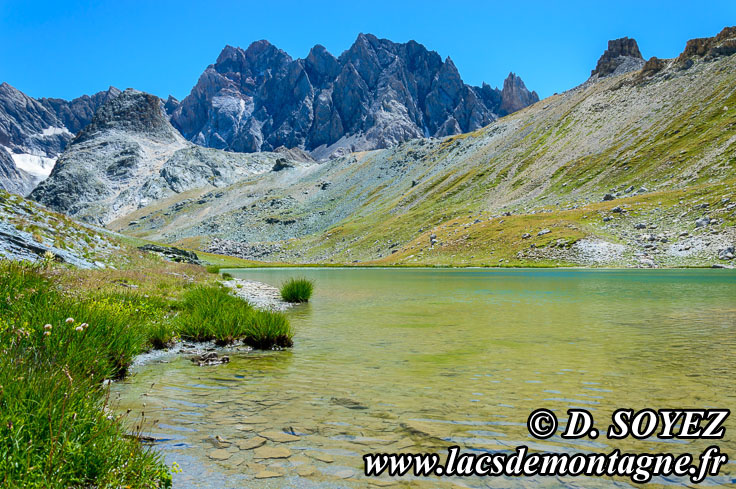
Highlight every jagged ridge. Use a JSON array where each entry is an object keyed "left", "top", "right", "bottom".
[{"left": 169, "top": 34, "right": 539, "bottom": 158}]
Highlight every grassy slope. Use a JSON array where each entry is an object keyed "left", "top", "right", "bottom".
[
  {"left": 276, "top": 56, "right": 736, "bottom": 267},
  {"left": 100, "top": 53, "right": 735, "bottom": 268},
  {"left": 0, "top": 195, "right": 296, "bottom": 488}
]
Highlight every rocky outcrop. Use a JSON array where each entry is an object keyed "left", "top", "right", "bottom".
[
  {"left": 0, "top": 82, "right": 71, "bottom": 157},
  {"left": 0, "top": 82, "right": 120, "bottom": 189},
  {"left": 30, "top": 89, "right": 288, "bottom": 225},
  {"left": 591, "top": 37, "right": 645, "bottom": 77},
  {"left": 38, "top": 87, "right": 121, "bottom": 134},
  {"left": 273, "top": 146, "right": 314, "bottom": 162},
  {"left": 499, "top": 73, "right": 540, "bottom": 116},
  {"left": 0, "top": 190, "right": 108, "bottom": 268},
  {"left": 138, "top": 244, "right": 201, "bottom": 264},
  {"left": 170, "top": 34, "right": 538, "bottom": 158},
  {"left": 163, "top": 95, "right": 180, "bottom": 116},
  {"left": 676, "top": 26, "right": 736, "bottom": 69}
]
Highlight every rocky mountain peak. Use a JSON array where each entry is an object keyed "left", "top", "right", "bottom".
[
  {"left": 305, "top": 44, "right": 340, "bottom": 84},
  {"left": 164, "top": 95, "right": 180, "bottom": 116},
  {"left": 170, "top": 35, "right": 539, "bottom": 158},
  {"left": 74, "top": 89, "right": 178, "bottom": 144},
  {"left": 591, "top": 37, "right": 645, "bottom": 77},
  {"left": 39, "top": 86, "right": 121, "bottom": 134},
  {"left": 28, "top": 86, "right": 286, "bottom": 225},
  {"left": 499, "top": 72, "right": 540, "bottom": 115}
]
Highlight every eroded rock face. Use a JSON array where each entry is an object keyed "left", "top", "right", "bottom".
[
  {"left": 170, "top": 34, "right": 539, "bottom": 157},
  {"left": 0, "top": 83, "right": 121, "bottom": 157},
  {"left": 591, "top": 37, "right": 645, "bottom": 77},
  {"left": 29, "top": 89, "right": 283, "bottom": 225},
  {"left": 0, "top": 82, "right": 121, "bottom": 190},
  {"left": 38, "top": 88, "right": 122, "bottom": 135},
  {"left": 499, "top": 73, "right": 540, "bottom": 116},
  {"left": 676, "top": 26, "right": 736, "bottom": 69}
]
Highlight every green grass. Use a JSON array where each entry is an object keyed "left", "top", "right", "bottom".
[
  {"left": 0, "top": 257, "right": 297, "bottom": 488},
  {"left": 245, "top": 309, "right": 293, "bottom": 349},
  {"left": 176, "top": 285, "right": 252, "bottom": 345},
  {"left": 0, "top": 261, "right": 171, "bottom": 489},
  {"left": 280, "top": 278, "right": 314, "bottom": 303},
  {"left": 176, "top": 285, "right": 293, "bottom": 347}
]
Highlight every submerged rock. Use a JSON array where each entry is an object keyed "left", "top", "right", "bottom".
[
  {"left": 191, "top": 351, "right": 230, "bottom": 366},
  {"left": 138, "top": 243, "right": 202, "bottom": 265}
]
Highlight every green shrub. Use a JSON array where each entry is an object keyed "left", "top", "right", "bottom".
[
  {"left": 147, "top": 321, "right": 177, "bottom": 349},
  {"left": 280, "top": 278, "right": 314, "bottom": 303},
  {"left": 244, "top": 309, "right": 293, "bottom": 349},
  {"left": 221, "top": 272, "right": 233, "bottom": 280},
  {"left": 205, "top": 264, "right": 220, "bottom": 274},
  {"left": 176, "top": 285, "right": 293, "bottom": 348},
  {"left": 176, "top": 285, "right": 252, "bottom": 345}
]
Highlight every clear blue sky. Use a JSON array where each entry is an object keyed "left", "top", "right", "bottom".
[{"left": 1, "top": 1, "right": 733, "bottom": 101}]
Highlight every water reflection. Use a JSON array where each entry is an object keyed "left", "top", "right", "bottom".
[{"left": 113, "top": 268, "right": 736, "bottom": 488}]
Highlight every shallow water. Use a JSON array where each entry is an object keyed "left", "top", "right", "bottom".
[{"left": 113, "top": 268, "right": 736, "bottom": 488}]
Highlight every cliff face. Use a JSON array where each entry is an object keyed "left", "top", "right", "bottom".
[
  {"left": 0, "top": 83, "right": 121, "bottom": 158},
  {"left": 170, "top": 34, "right": 539, "bottom": 158},
  {"left": 0, "top": 82, "right": 120, "bottom": 188},
  {"left": 591, "top": 37, "right": 645, "bottom": 77}
]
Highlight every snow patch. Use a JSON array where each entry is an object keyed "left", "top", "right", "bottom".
[
  {"left": 11, "top": 153, "right": 57, "bottom": 178},
  {"left": 41, "top": 126, "right": 72, "bottom": 137}
]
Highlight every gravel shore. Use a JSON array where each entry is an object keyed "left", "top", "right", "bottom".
[{"left": 223, "top": 278, "right": 292, "bottom": 311}]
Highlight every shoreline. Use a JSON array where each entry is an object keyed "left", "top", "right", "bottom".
[
  {"left": 217, "top": 264, "right": 736, "bottom": 271},
  {"left": 131, "top": 278, "right": 293, "bottom": 368},
  {"left": 222, "top": 277, "right": 293, "bottom": 311}
]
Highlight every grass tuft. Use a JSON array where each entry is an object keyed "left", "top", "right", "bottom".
[
  {"left": 280, "top": 278, "right": 314, "bottom": 303},
  {"left": 175, "top": 285, "right": 293, "bottom": 348},
  {"left": 244, "top": 309, "right": 293, "bottom": 349}
]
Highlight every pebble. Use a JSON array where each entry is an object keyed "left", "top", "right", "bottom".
[
  {"left": 237, "top": 436, "right": 267, "bottom": 450},
  {"left": 296, "top": 466, "right": 316, "bottom": 477},
  {"left": 208, "top": 449, "right": 232, "bottom": 460},
  {"left": 253, "top": 446, "right": 292, "bottom": 459},
  {"left": 334, "top": 469, "right": 355, "bottom": 479},
  {"left": 254, "top": 470, "right": 283, "bottom": 479},
  {"left": 307, "top": 451, "right": 335, "bottom": 463}
]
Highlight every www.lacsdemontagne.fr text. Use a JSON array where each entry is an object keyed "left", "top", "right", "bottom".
[{"left": 363, "top": 445, "right": 729, "bottom": 484}]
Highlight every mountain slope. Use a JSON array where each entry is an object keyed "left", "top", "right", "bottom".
[
  {"left": 115, "top": 28, "right": 736, "bottom": 268},
  {"left": 170, "top": 34, "right": 538, "bottom": 158},
  {"left": 30, "top": 89, "right": 298, "bottom": 225},
  {"left": 0, "top": 82, "right": 120, "bottom": 191}
]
